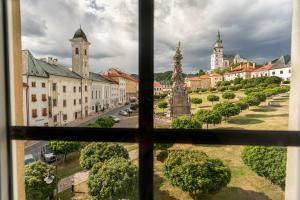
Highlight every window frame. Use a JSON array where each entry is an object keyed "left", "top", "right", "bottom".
[{"left": 1, "top": 0, "right": 300, "bottom": 200}]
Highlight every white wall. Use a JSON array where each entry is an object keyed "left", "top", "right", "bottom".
[{"left": 269, "top": 68, "right": 291, "bottom": 80}]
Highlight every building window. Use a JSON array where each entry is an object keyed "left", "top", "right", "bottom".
[
  {"left": 79, "top": 99, "right": 82, "bottom": 104},
  {"left": 42, "top": 108, "right": 47, "bottom": 116},
  {"left": 85, "top": 97, "right": 88, "bottom": 103},
  {"left": 74, "top": 99, "right": 76, "bottom": 105},
  {"left": 92, "top": 106, "right": 94, "bottom": 110},
  {"left": 32, "top": 109, "right": 37, "bottom": 118},
  {"left": 41, "top": 82, "right": 46, "bottom": 88},
  {"left": 31, "top": 94, "right": 37, "bottom": 102},
  {"left": 52, "top": 83, "right": 57, "bottom": 91},
  {"left": 63, "top": 86, "right": 66, "bottom": 93},
  {"left": 75, "top": 48, "right": 79, "bottom": 54},
  {"left": 289, "top": 69, "right": 291, "bottom": 73},
  {"left": 79, "top": 86, "right": 81, "bottom": 92},
  {"left": 73, "top": 86, "right": 76, "bottom": 92},
  {"left": 63, "top": 114, "right": 67, "bottom": 121},
  {"left": 85, "top": 49, "right": 87, "bottom": 55},
  {"left": 63, "top": 100, "right": 67, "bottom": 107},
  {"left": 92, "top": 91, "right": 93, "bottom": 99},
  {"left": 272, "top": 71, "right": 275, "bottom": 75},
  {"left": 85, "top": 85, "right": 88, "bottom": 92},
  {"left": 280, "top": 70, "right": 283, "bottom": 74},
  {"left": 53, "top": 115, "right": 57, "bottom": 123},
  {"left": 42, "top": 94, "right": 47, "bottom": 102},
  {"left": 53, "top": 99, "right": 57, "bottom": 107},
  {"left": 31, "top": 82, "right": 36, "bottom": 87}
]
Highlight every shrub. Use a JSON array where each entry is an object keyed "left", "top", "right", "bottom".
[
  {"left": 207, "top": 95, "right": 220, "bottom": 105},
  {"left": 244, "top": 87, "right": 263, "bottom": 95},
  {"left": 242, "top": 146, "right": 286, "bottom": 187},
  {"left": 80, "top": 142, "right": 129, "bottom": 170},
  {"left": 264, "top": 76, "right": 282, "bottom": 85},
  {"left": 235, "top": 101, "right": 249, "bottom": 111},
  {"left": 49, "top": 141, "right": 80, "bottom": 161},
  {"left": 222, "top": 91, "right": 236, "bottom": 100},
  {"left": 190, "top": 97, "right": 203, "bottom": 104},
  {"left": 283, "top": 80, "right": 290, "bottom": 84},
  {"left": 195, "top": 110, "right": 222, "bottom": 129},
  {"left": 213, "top": 101, "right": 240, "bottom": 121},
  {"left": 233, "top": 77, "right": 243, "bottom": 85},
  {"left": 217, "top": 86, "right": 228, "bottom": 92},
  {"left": 87, "top": 123, "right": 100, "bottom": 128},
  {"left": 25, "top": 160, "right": 56, "bottom": 200},
  {"left": 130, "top": 103, "right": 139, "bottom": 110},
  {"left": 164, "top": 150, "right": 231, "bottom": 199},
  {"left": 208, "top": 87, "right": 217, "bottom": 92},
  {"left": 240, "top": 96, "right": 261, "bottom": 107},
  {"left": 95, "top": 116, "right": 115, "bottom": 128},
  {"left": 157, "top": 101, "right": 168, "bottom": 112},
  {"left": 88, "top": 157, "right": 138, "bottom": 200},
  {"left": 171, "top": 116, "right": 202, "bottom": 129},
  {"left": 248, "top": 92, "right": 267, "bottom": 102},
  {"left": 154, "top": 143, "right": 173, "bottom": 150}
]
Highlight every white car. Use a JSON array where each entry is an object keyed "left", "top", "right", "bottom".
[
  {"left": 119, "top": 110, "right": 129, "bottom": 116},
  {"left": 110, "top": 115, "right": 120, "bottom": 123},
  {"left": 24, "top": 154, "right": 36, "bottom": 166}
]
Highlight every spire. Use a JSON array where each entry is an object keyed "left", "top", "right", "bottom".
[
  {"left": 172, "top": 41, "right": 184, "bottom": 85},
  {"left": 217, "top": 30, "right": 222, "bottom": 43}
]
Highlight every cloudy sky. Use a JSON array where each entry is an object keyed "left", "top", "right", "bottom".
[{"left": 21, "top": 0, "right": 292, "bottom": 74}]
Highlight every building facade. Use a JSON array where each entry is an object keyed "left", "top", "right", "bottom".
[
  {"left": 224, "top": 63, "right": 255, "bottom": 81},
  {"left": 269, "top": 55, "right": 291, "bottom": 81}
]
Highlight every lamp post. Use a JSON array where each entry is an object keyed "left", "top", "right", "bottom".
[{"left": 44, "top": 165, "right": 58, "bottom": 200}]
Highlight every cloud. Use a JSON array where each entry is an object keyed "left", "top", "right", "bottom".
[{"left": 21, "top": 0, "right": 292, "bottom": 74}]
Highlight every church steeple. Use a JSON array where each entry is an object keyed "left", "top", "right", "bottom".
[{"left": 217, "top": 30, "right": 222, "bottom": 43}]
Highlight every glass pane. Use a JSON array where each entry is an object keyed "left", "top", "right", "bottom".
[
  {"left": 23, "top": 140, "right": 138, "bottom": 199},
  {"left": 154, "top": 0, "right": 292, "bottom": 131},
  {"left": 154, "top": 144, "right": 285, "bottom": 200},
  {"left": 20, "top": 0, "right": 138, "bottom": 128}
]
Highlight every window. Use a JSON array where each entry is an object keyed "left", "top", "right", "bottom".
[
  {"left": 280, "top": 70, "right": 284, "bottom": 74},
  {"left": 73, "top": 86, "right": 76, "bottom": 92},
  {"left": 41, "top": 82, "right": 45, "bottom": 88},
  {"left": 85, "top": 85, "right": 88, "bottom": 92},
  {"left": 75, "top": 47, "right": 79, "bottom": 54},
  {"left": 31, "top": 94, "right": 37, "bottom": 102},
  {"left": 53, "top": 115, "right": 57, "bottom": 123},
  {"left": 32, "top": 109, "right": 37, "bottom": 118},
  {"left": 31, "top": 82, "right": 36, "bottom": 87},
  {"left": 79, "top": 99, "right": 82, "bottom": 104},
  {"left": 85, "top": 49, "right": 87, "bottom": 55},
  {"left": 85, "top": 97, "right": 88, "bottom": 103},
  {"left": 289, "top": 69, "right": 291, "bottom": 73},
  {"left": 63, "top": 114, "right": 67, "bottom": 121},
  {"left": 272, "top": 71, "right": 275, "bottom": 75},
  {"left": 52, "top": 83, "right": 57, "bottom": 91},
  {"left": 92, "top": 106, "right": 94, "bottom": 110},
  {"left": 53, "top": 99, "right": 57, "bottom": 107},
  {"left": 92, "top": 91, "right": 93, "bottom": 99},
  {"left": 42, "top": 108, "right": 47, "bottom": 116},
  {"left": 63, "top": 100, "right": 67, "bottom": 107},
  {"left": 79, "top": 86, "right": 81, "bottom": 92},
  {"left": 41, "top": 94, "right": 47, "bottom": 102},
  {"left": 74, "top": 99, "right": 76, "bottom": 105},
  {"left": 63, "top": 85, "right": 66, "bottom": 93}
]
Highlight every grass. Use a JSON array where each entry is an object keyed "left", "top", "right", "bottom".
[{"left": 57, "top": 151, "right": 82, "bottom": 179}]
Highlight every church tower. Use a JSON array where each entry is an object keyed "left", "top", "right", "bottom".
[
  {"left": 70, "top": 26, "right": 91, "bottom": 78},
  {"left": 211, "top": 31, "right": 224, "bottom": 70}
]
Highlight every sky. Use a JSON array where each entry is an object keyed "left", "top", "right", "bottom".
[{"left": 21, "top": 0, "right": 292, "bottom": 74}]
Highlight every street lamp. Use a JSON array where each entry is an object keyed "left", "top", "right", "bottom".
[{"left": 44, "top": 165, "right": 58, "bottom": 200}]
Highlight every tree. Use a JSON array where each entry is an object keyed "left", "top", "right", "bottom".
[
  {"left": 88, "top": 157, "right": 138, "bottom": 200},
  {"left": 235, "top": 101, "right": 249, "bottom": 111},
  {"left": 240, "top": 96, "right": 261, "bottom": 107},
  {"left": 242, "top": 146, "right": 286, "bottom": 187},
  {"left": 233, "top": 77, "right": 243, "bottom": 85},
  {"left": 207, "top": 95, "right": 220, "bottom": 105},
  {"left": 222, "top": 91, "right": 236, "bottom": 100},
  {"left": 95, "top": 116, "right": 115, "bottom": 128},
  {"left": 163, "top": 150, "right": 231, "bottom": 199},
  {"left": 25, "top": 160, "right": 56, "bottom": 200},
  {"left": 130, "top": 103, "right": 139, "bottom": 110},
  {"left": 157, "top": 101, "right": 168, "bottom": 112},
  {"left": 49, "top": 141, "right": 80, "bottom": 161},
  {"left": 195, "top": 69, "right": 206, "bottom": 76},
  {"left": 190, "top": 97, "right": 203, "bottom": 105},
  {"left": 195, "top": 110, "right": 222, "bottom": 129},
  {"left": 264, "top": 76, "right": 282, "bottom": 85},
  {"left": 171, "top": 116, "right": 202, "bottom": 129},
  {"left": 213, "top": 101, "right": 240, "bottom": 121},
  {"left": 86, "top": 123, "right": 100, "bottom": 128},
  {"left": 80, "top": 142, "right": 129, "bottom": 170},
  {"left": 249, "top": 92, "right": 267, "bottom": 102}
]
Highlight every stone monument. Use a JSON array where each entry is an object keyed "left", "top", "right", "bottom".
[{"left": 167, "top": 42, "right": 191, "bottom": 118}]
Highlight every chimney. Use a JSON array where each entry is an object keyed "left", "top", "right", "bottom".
[
  {"left": 53, "top": 58, "right": 58, "bottom": 65},
  {"left": 48, "top": 57, "right": 53, "bottom": 63}
]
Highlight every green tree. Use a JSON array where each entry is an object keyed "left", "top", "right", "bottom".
[
  {"left": 195, "top": 110, "right": 222, "bottom": 129},
  {"left": 233, "top": 77, "right": 243, "bottom": 85},
  {"left": 88, "top": 157, "right": 138, "bottom": 200},
  {"left": 171, "top": 116, "right": 202, "bottom": 129},
  {"left": 49, "top": 141, "right": 80, "bottom": 161},
  {"left": 163, "top": 150, "right": 231, "bottom": 199},
  {"left": 249, "top": 92, "right": 267, "bottom": 102},
  {"left": 242, "top": 146, "right": 286, "bottom": 187},
  {"left": 207, "top": 95, "right": 220, "bottom": 105},
  {"left": 95, "top": 116, "right": 115, "bottom": 128},
  {"left": 190, "top": 97, "right": 203, "bottom": 105},
  {"left": 213, "top": 101, "right": 240, "bottom": 121},
  {"left": 157, "top": 101, "right": 168, "bottom": 112},
  {"left": 195, "top": 69, "right": 206, "bottom": 76},
  {"left": 264, "top": 76, "right": 282, "bottom": 85},
  {"left": 240, "top": 96, "right": 261, "bottom": 107},
  {"left": 25, "top": 160, "right": 56, "bottom": 200},
  {"left": 235, "top": 101, "right": 249, "bottom": 111},
  {"left": 130, "top": 103, "right": 139, "bottom": 110},
  {"left": 80, "top": 142, "right": 129, "bottom": 170},
  {"left": 222, "top": 91, "right": 236, "bottom": 100}
]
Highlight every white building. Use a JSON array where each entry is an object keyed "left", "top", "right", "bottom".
[
  {"left": 224, "top": 63, "right": 255, "bottom": 81},
  {"left": 269, "top": 55, "right": 291, "bottom": 81},
  {"left": 251, "top": 64, "right": 272, "bottom": 78}
]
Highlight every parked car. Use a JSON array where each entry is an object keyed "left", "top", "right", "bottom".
[
  {"left": 109, "top": 115, "right": 120, "bottom": 123},
  {"left": 125, "top": 108, "right": 133, "bottom": 113},
  {"left": 119, "top": 110, "right": 129, "bottom": 116},
  {"left": 24, "top": 154, "right": 36, "bottom": 166},
  {"left": 41, "top": 144, "right": 57, "bottom": 163}
]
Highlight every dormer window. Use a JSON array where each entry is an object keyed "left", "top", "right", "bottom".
[{"left": 75, "top": 48, "right": 79, "bottom": 55}]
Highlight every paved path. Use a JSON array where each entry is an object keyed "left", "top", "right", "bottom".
[{"left": 57, "top": 148, "right": 139, "bottom": 193}]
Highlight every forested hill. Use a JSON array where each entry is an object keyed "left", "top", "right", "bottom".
[{"left": 154, "top": 69, "right": 205, "bottom": 84}]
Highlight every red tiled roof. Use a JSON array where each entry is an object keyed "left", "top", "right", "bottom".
[
  {"left": 188, "top": 75, "right": 210, "bottom": 81},
  {"left": 102, "top": 74, "right": 119, "bottom": 84},
  {"left": 225, "top": 64, "right": 255, "bottom": 75},
  {"left": 252, "top": 64, "right": 272, "bottom": 72},
  {"left": 107, "top": 68, "right": 138, "bottom": 82},
  {"left": 154, "top": 81, "right": 161, "bottom": 87}
]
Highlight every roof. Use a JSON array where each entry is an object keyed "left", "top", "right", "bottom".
[
  {"left": 107, "top": 68, "right": 139, "bottom": 82},
  {"left": 102, "top": 74, "right": 119, "bottom": 84},
  {"left": 187, "top": 75, "right": 210, "bottom": 81},
  {"left": 209, "top": 73, "right": 223, "bottom": 77},
  {"left": 252, "top": 64, "right": 272, "bottom": 72},
  {"left": 154, "top": 81, "right": 161, "bottom": 87},
  {"left": 73, "top": 27, "right": 88, "bottom": 42},
  {"left": 25, "top": 50, "right": 48, "bottom": 78},
  {"left": 89, "top": 72, "right": 112, "bottom": 83},
  {"left": 225, "top": 63, "right": 255, "bottom": 75},
  {"left": 271, "top": 55, "right": 291, "bottom": 70}
]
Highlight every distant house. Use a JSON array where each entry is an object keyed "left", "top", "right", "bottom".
[
  {"left": 224, "top": 63, "right": 255, "bottom": 81},
  {"left": 154, "top": 81, "right": 163, "bottom": 95},
  {"left": 269, "top": 55, "right": 291, "bottom": 81},
  {"left": 185, "top": 75, "right": 211, "bottom": 91},
  {"left": 251, "top": 64, "right": 272, "bottom": 78},
  {"left": 209, "top": 73, "right": 223, "bottom": 87}
]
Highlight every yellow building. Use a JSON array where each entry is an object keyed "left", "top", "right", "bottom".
[
  {"left": 209, "top": 73, "right": 223, "bottom": 87},
  {"left": 185, "top": 74, "right": 211, "bottom": 91}
]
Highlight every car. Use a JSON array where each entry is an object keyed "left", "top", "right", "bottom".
[
  {"left": 109, "top": 115, "right": 120, "bottom": 123},
  {"left": 41, "top": 145, "right": 57, "bottom": 163},
  {"left": 125, "top": 108, "right": 133, "bottom": 113},
  {"left": 24, "top": 154, "right": 36, "bottom": 166},
  {"left": 119, "top": 110, "right": 129, "bottom": 116}
]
